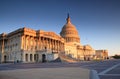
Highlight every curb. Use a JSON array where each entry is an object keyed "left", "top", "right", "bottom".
[{"left": 90, "top": 70, "right": 100, "bottom": 79}]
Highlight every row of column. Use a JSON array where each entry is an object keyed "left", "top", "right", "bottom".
[
  {"left": 39, "top": 37, "right": 64, "bottom": 53},
  {"left": 65, "top": 37, "right": 80, "bottom": 43},
  {"left": 77, "top": 49, "right": 94, "bottom": 60},
  {"left": 21, "top": 35, "right": 36, "bottom": 50},
  {"left": 21, "top": 35, "right": 64, "bottom": 53}
]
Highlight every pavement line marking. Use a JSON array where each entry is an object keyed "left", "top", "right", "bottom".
[
  {"left": 81, "top": 63, "right": 101, "bottom": 67},
  {"left": 98, "top": 63, "right": 120, "bottom": 75},
  {"left": 100, "top": 74, "right": 120, "bottom": 76}
]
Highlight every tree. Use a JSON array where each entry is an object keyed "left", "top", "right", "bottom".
[{"left": 112, "top": 54, "right": 120, "bottom": 59}]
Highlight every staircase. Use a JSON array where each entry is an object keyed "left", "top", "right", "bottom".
[{"left": 59, "top": 53, "right": 79, "bottom": 63}]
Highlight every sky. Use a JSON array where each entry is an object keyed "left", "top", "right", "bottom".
[{"left": 0, "top": 0, "right": 120, "bottom": 56}]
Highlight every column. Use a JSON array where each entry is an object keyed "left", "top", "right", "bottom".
[
  {"left": 40, "top": 37, "right": 42, "bottom": 50},
  {"left": 29, "top": 36, "right": 31, "bottom": 50},
  {"left": 43, "top": 37, "right": 44, "bottom": 50},
  {"left": 25, "top": 35, "right": 27, "bottom": 50},
  {"left": 22, "top": 35, "right": 25, "bottom": 50},
  {"left": 58, "top": 41, "right": 60, "bottom": 51},
  {"left": 54, "top": 40, "right": 56, "bottom": 50},
  {"left": 27, "top": 36, "right": 29, "bottom": 50},
  {"left": 37, "top": 37, "right": 39, "bottom": 50},
  {"left": 20, "top": 35, "right": 23, "bottom": 50},
  {"left": 28, "top": 36, "right": 30, "bottom": 50},
  {"left": 39, "top": 37, "right": 40, "bottom": 50},
  {"left": 56, "top": 40, "right": 58, "bottom": 53},
  {"left": 53, "top": 40, "right": 55, "bottom": 51},
  {"left": 22, "top": 53, "right": 25, "bottom": 62},
  {"left": 49, "top": 38, "right": 51, "bottom": 51},
  {"left": 54, "top": 40, "right": 56, "bottom": 51},
  {"left": 50, "top": 39, "right": 52, "bottom": 52},
  {"left": 28, "top": 54, "right": 30, "bottom": 62},
  {"left": 44, "top": 37, "right": 46, "bottom": 50},
  {"left": 51, "top": 39, "right": 53, "bottom": 52},
  {"left": 62, "top": 43, "right": 64, "bottom": 52},
  {"left": 41, "top": 37, "right": 42, "bottom": 50},
  {"left": 59, "top": 42, "right": 61, "bottom": 52},
  {"left": 46, "top": 38, "right": 47, "bottom": 49},
  {"left": 57, "top": 41, "right": 59, "bottom": 52},
  {"left": 33, "top": 37, "right": 35, "bottom": 50},
  {"left": 43, "top": 37, "right": 45, "bottom": 50},
  {"left": 48, "top": 38, "right": 50, "bottom": 51},
  {"left": 32, "top": 54, "right": 34, "bottom": 62},
  {"left": 39, "top": 37, "right": 42, "bottom": 50}
]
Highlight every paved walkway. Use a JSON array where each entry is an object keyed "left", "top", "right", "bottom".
[
  {"left": 99, "top": 63, "right": 120, "bottom": 79},
  {"left": 0, "top": 67, "right": 90, "bottom": 79}
]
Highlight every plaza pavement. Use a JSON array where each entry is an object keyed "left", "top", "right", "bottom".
[
  {"left": 1, "top": 59, "right": 120, "bottom": 79},
  {"left": 0, "top": 67, "right": 91, "bottom": 79}
]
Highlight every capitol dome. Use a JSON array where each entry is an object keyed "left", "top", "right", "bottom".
[{"left": 60, "top": 14, "right": 80, "bottom": 43}]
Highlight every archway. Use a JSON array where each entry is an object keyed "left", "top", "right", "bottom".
[
  {"left": 87, "top": 57, "right": 90, "bottom": 61},
  {"left": 4, "top": 55, "right": 7, "bottom": 63},
  {"left": 30, "top": 54, "right": 32, "bottom": 61},
  {"left": 84, "top": 57, "right": 86, "bottom": 61},
  {"left": 34, "top": 54, "right": 39, "bottom": 62},
  {"left": 42, "top": 54, "right": 46, "bottom": 63},
  {"left": 45, "top": 47, "right": 47, "bottom": 50},
  {"left": 34, "top": 54, "right": 36, "bottom": 61},
  {"left": 25, "top": 54, "right": 28, "bottom": 62}
]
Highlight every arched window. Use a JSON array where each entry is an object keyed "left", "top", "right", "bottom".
[
  {"left": 30, "top": 54, "right": 32, "bottom": 61},
  {"left": 25, "top": 54, "right": 28, "bottom": 61}
]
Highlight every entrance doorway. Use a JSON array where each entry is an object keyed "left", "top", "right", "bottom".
[
  {"left": 42, "top": 54, "right": 46, "bottom": 63},
  {"left": 30, "top": 54, "right": 32, "bottom": 61},
  {"left": 25, "top": 54, "right": 28, "bottom": 61},
  {"left": 34, "top": 54, "right": 39, "bottom": 62},
  {"left": 4, "top": 55, "right": 7, "bottom": 63}
]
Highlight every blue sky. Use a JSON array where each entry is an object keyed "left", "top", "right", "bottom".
[{"left": 0, "top": 0, "right": 120, "bottom": 56}]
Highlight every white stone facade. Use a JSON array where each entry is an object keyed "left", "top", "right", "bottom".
[
  {"left": 60, "top": 14, "right": 96, "bottom": 61},
  {"left": 0, "top": 28, "right": 64, "bottom": 63}
]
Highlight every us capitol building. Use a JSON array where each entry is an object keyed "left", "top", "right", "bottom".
[{"left": 0, "top": 14, "right": 108, "bottom": 63}]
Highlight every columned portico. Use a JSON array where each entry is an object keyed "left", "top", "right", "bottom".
[{"left": 0, "top": 27, "right": 64, "bottom": 63}]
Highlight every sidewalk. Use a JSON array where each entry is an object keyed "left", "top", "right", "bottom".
[{"left": 0, "top": 67, "right": 90, "bottom": 79}]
